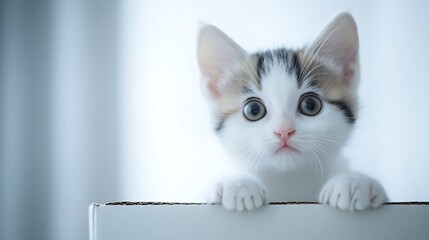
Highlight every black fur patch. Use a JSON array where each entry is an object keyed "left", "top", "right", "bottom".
[
  {"left": 255, "top": 51, "right": 274, "bottom": 84},
  {"left": 291, "top": 52, "right": 303, "bottom": 87},
  {"left": 256, "top": 54, "right": 265, "bottom": 81},
  {"left": 242, "top": 85, "right": 253, "bottom": 94},
  {"left": 328, "top": 100, "right": 356, "bottom": 124},
  {"left": 215, "top": 117, "right": 226, "bottom": 132},
  {"left": 274, "top": 48, "right": 289, "bottom": 64}
]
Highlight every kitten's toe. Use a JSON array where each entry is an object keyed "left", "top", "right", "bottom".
[
  {"left": 369, "top": 180, "right": 387, "bottom": 208},
  {"left": 239, "top": 188, "right": 266, "bottom": 210},
  {"left": 243, "top": 194, "right": 255, "bottom": 210},
  {"left": 221, "top": 185, "right": 238, "bottom": 210},
  {"left": 253, "top": 191, "right": 266, "bottom": 208},
  {"left": 236, "top": 189, "right": 254, "bottom": 211}
]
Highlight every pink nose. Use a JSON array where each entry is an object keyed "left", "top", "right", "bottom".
[{"left": 275, "top": 128, "right": 295, "bottom": 142}]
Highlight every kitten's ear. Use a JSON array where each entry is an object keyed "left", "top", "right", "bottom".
[
  {"left": 308, "top": 13, "right": 359, "bottom": 91},
  {"left": 197, "top": 25, "right": 247, "bottom": 99}
]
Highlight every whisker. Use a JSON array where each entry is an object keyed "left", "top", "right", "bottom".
[{"left": 300, "top": 30, "right": 335, "bottom": 85}]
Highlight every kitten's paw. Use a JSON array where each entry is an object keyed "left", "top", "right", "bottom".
[
  {"left": 209, "top": 174, "right": 267, "bottom": 211},
  {"left": 319, "top": 173, "right": 387, "bottom": 211}
]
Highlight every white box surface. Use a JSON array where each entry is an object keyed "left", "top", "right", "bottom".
[{"left": 89, "top": 202, "right": 429, "bottom": 240}]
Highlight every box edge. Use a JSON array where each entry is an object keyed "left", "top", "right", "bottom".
[{"left": 89, "top": 203, "right": 103, "bottom": 240}]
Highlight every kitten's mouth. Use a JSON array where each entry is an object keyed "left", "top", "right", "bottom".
[{"left": 275, "top": 143, "right": 299, "bottom": 154}]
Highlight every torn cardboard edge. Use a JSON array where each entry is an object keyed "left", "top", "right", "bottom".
[
  {"left": 98, "top": 201, "right": 429, "bottom": 206},
  {"left": 89, "top": 201, "right": 429, "bottom": 240}
]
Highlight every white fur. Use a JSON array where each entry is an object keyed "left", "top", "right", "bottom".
[{"left": 211, "top": 61, "right": 387, "bottom": 211}]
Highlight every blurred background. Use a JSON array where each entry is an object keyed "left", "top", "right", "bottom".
[{"left": 1, "top": 0, "right": 428, "bottom": 239}]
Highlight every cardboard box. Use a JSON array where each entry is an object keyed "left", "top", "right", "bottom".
[{"left": 89, "top": 202, "right": 429, "bottom": 240}]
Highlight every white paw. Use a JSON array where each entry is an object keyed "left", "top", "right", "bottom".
[
  {"left": 209, "top": 174, "right": 267, "bottom": 211},
  {"left": 319, "top": 173, "right": 387, "bottom": 211}
]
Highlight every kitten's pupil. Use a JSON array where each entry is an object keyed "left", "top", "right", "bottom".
[
  {"left": 250, "top": 103, "right": 260, "bottom": 116},
  {"left": 305, "top": 98, "right": 316, "bottom": 111}
]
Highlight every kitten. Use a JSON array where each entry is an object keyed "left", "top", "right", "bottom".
[{"left": 197, "top": 13, "right": 387, "bottom": 211}]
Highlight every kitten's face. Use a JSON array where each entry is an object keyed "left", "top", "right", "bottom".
[{"left": 198, "top": 13, "right": 359, "bottom": 172}]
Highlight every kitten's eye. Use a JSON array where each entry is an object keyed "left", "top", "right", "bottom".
[
  {"left": 298, "top": 93, "right": 322, "bottom": 116},
  {"left": 243, "top": 98, "right": 267, "bottom": 121}
]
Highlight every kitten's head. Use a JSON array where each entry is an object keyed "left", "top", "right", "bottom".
[{"left": 197, "top": 13, "right": 359, "bottom": 172}]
